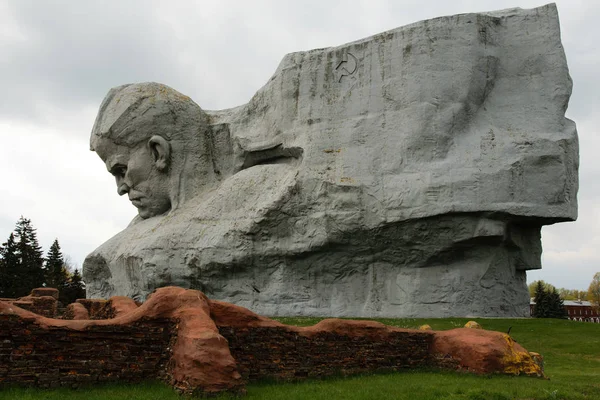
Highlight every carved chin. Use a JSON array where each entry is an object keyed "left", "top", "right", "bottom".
[
  {"left": 136, "top": 204, "right": 171, "bottom": 219},
  {"left": 137, "top": 209, "right": 154, "bottom": 219}
]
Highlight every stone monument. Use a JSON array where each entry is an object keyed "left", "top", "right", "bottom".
[{"left": 83, "top": 4, "right": 578, "bottom": 317}]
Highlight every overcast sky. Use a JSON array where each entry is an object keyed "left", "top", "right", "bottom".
[{"left": 1, "top": 0, "right": 598, "bottom": 291}]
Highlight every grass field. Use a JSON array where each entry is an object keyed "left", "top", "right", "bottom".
[{"left": 1, "top": 317, "right": 599, "bottom": 400}]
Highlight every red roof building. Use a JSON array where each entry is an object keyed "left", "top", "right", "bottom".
[{"left": 530, "top": 299, "right": 600, "bottom": 323}]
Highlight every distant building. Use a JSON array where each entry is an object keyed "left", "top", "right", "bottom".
[{"left": 530, "top": 299, "right": 600, "bottom": 323}]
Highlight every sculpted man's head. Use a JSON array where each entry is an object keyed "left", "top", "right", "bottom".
[{"left": 90, "top": 83, "right": 215, "bottom": 219}]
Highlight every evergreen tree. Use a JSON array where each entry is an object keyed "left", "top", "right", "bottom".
[
  {"left": 528, "top": 280, "right": 556, "bottom": 298},
  {"left": 44, "top": 239, "right": 69, "bottom": 291},
  {"left": 532, "top": 280, "right": 548, "bottom": 318},
  {"left": 547, "top": 288, "right": 568, "bottom": 319},
  {"left": 13, "top": 217, "right": 45, "bottom": 296},
  {"left": 533, "top": 282, "right": 567, "bottom": 319},
  {"left": 62, "top": 268, "right": 86, "bottom": 304},
  {"left": 0, "top": 233, "right": 19, "bottom": 297}
]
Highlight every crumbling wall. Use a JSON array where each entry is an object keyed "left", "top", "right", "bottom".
[
  {"left": 0, "top": 287, "right": 544, "bottom": 395},
  {"left": 1, "top": 288, "right": 60, "bottom": 318},
  {"left": 0, "top": 313, "right": 174, "bottom": 388},
  {"left": 220, "top": 325, "right": 432, "bottom": 381}
]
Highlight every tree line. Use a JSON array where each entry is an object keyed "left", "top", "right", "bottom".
[
  {"left": 529, "top": 274, "right": 600, "bottom": 318},
  {"left": 528, "top": 278, "right": 600, "bottom": 303},
  {"left": 0, "top": 216, "right": 85, "bottom": 305}
]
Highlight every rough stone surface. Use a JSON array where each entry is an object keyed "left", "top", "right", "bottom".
[
  {"left": 431, "top": 328, "right": 543, "bottom": 376},
  {"left": 0, "top": 287, "right": 544, "bottom": 395},
  {"left": 83, "top": 4, "right": 578, "bottom": 317}
]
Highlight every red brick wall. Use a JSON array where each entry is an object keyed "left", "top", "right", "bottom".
[
  {"left": 1, "top": 288, "right": 59, "bottom": 318},
  {"left": 219, "top": 326, "right": 433, "bottom": 381},
  {"left": 4, "top": 296, "right": 57, "bottom": 318},
  {"left": 75, "top": 299, "right": 110, "bottom": 319},
  {"left": 564, "top": 305, "right": 599, "bottom": 320},
  {"left": 529, "top": 303, "right": 600, "bottom": 322},
  {"left": 0, "top": 314, "right": 174, "bottom": 388},
  {"left": 0, "top": 314, "right": 435, "bottom": 389},
  {"left": 0, "top": 287, "right": 542, "bottom": 394}
]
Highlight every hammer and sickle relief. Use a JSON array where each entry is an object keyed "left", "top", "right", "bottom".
[{"left": 335, "top": 51, "right": 358, "bottom": 82}]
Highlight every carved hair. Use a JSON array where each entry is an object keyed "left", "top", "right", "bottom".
[{"left": 90, "top": 82, "right": 209, "bottom": 150}]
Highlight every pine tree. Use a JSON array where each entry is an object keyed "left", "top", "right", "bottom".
[
  {"left": 547, "top": 288, "right": 568, "bottom": 319},
  {"left": 44, "top": 239, "right": 69, "bottom": 293},
  {"left": 532, "top": 282, "right": 567, "bottom": 319},
  {"left": 533, "top": 280, "right": 548, "bottom": 318},
  {"left": 0, "top": 233, "right": 19, "bottom": 297},
  {"left": 62, "top": 268, "right": 86, "bottom": 304},
  {"left": 13, "top": 217, "right": 45, "bottom": 296}
]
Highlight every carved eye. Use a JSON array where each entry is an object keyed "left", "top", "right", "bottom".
[{"left": 111, "top": 165, "right": 127, "bottom": 178}]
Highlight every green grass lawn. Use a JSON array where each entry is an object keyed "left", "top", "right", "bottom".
[{"left": 1, "top": 318, "right": 599, "bottom": 400}]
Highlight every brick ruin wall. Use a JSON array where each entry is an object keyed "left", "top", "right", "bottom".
[
  {"left": 220, "top": 326, "right": 433, "bottom": 381},
  {"left": 0, "top": 297, "right": 57, "bottom": 318},
  {"left": 0, "top": 287, "right": 543, "bottom": 393},
  {"left": 0, "top": 315, "right": 436, "bottom": 390},
  {"left": 0, "top": 314, "right": 174, "bottom": 388},
  {"left": 1, "top": 290, "right": 114, "bottom": 321},
  {"left": 1, "top": 288, "right": 61, "bottom": 318}
]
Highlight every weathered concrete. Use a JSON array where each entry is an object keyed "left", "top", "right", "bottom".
[{"left": 84, "top": 4, "right": 578, "bottom": 317}]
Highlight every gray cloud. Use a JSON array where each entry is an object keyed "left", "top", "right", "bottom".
[{"left": 1, "top": 1, "right": 190, "bottom": 123}]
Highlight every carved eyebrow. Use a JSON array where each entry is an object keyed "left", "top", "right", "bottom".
[{"left": 108, "top": 163, "right": 127, "bottom": 176}]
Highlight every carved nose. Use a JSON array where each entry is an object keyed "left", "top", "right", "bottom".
[{"left": 117, "top": 183, "right": 130, "bottom": 196}]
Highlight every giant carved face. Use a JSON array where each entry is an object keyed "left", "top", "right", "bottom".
[
  {"left": 94, "top": 136, "right": 171, "bottom": 219},
  {"left": 90, "top": 82, "right": 218, "bottom": 220}
]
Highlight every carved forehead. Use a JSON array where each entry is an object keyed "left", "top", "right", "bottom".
[{"left": 92, "top": 136, "right": 131, "bottom": 167}]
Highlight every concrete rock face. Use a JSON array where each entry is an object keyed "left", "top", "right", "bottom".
[{"left": 83, "top": 4, "right": 578, "bottom": 317}]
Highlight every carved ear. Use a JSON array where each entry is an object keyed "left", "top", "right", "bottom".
[{"left": 148, "top": 135, "right": 171, "bottom": 171}]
